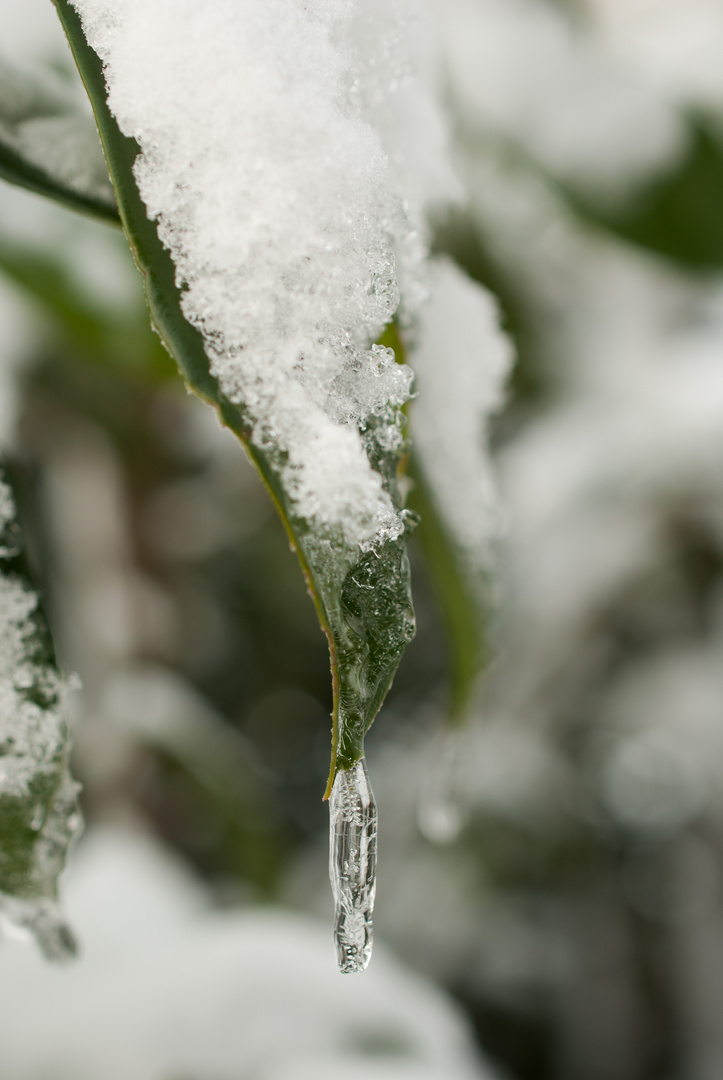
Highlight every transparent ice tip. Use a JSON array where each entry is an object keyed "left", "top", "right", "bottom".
[
  {"left": 417, "top": 728, "right": 469, "bottom": 845},
  {"left": 329, "top": 757, "right": 377, "bottom": 974}
]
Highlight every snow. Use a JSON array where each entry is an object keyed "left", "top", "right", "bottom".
[
  {"left": 423, "top": 0, "right": 685, "bottom": 207},
  {"left": 67, "top": 0, "right": 457, "bottom": 550},
  {"left": 0, "top": 825, "right": 499, "bottom": 1080},
  {"left": 0, "top": 482, "right": 81, "bottom": 961},
  {"left": 410, "top": 258, "right": 512, "bottom": 573}
]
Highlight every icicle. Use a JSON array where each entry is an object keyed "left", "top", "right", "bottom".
[
  {"left": 417, "top": 728, "right": 469, "bottom": 844},
  {"left": 329, "top": 757, "right": 377, "bottom": 974}
]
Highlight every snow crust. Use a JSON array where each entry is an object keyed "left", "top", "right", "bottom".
[{"left": 68, "top": 0, "right": 455, "bottom": 549}]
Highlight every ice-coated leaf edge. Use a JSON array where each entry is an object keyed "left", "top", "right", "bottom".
[{"left": 52, "top": 0, "right": 416, "bottom": 799}]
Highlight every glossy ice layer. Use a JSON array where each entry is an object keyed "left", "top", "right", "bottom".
[{"left": 329, "top": 758, "right": 377, "bottom": 974}]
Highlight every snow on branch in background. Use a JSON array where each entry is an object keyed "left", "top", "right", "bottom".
[{"left": 411, "top": 258, "right": 512, "bottom": 585}]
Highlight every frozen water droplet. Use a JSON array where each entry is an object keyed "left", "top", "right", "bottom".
[
  {"left": 329, "top": 757, "right": 377, "bottom": 974},
  {"left": 417, "top": 729, "right": 469, "bottom": 844}
]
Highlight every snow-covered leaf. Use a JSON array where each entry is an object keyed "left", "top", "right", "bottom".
[
  {"left": 53, "top": 0, "right": 418, "bottom": 793},
  {"left": 0, "top": 469, "right": 82, "bottom": 960}
]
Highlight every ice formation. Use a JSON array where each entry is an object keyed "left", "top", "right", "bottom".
[
  {"left": 329, "top": 758, "right": 377, "bottom": 973},
  {"left": 0, "top": 478, "right": 81, "bottom": 960},
  {"left": 410, "top": 258, "right": 512, "bottom": 575},
  {"left": 67, "top": 0, "right": 455, "bottom": 550}
]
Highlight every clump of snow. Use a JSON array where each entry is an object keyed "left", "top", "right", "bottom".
[
  {"left": 0, "top": 572, "right": 69, "bottom": 793},
  {"left": 410, "top": 258, "right": 512, "bottom": 572},
  {"left": 68, "top": 0, "right": 455, "bottom": 550}
]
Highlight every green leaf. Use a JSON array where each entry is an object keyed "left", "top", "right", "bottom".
[
  {"left": 0, "top": 466, "right": 82, "bottom": 960},
  {"left": 53, "top": 0, "right": 416, "bottom": 798},
  {"left": 0, "top": 53, "right": 119, "bottom": 223}
]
